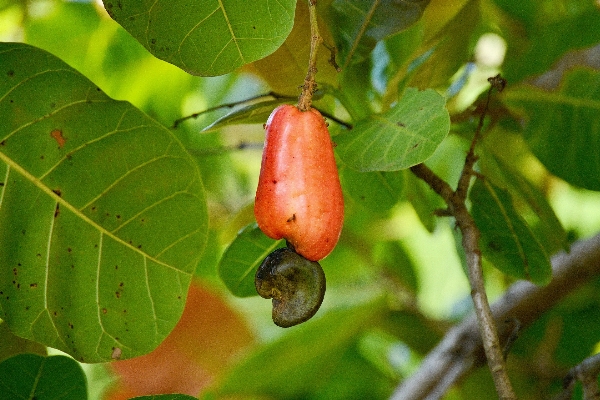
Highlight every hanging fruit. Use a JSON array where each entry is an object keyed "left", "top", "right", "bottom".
[{"left": 254, "top": 104, "right": 344, "bottom": 262}]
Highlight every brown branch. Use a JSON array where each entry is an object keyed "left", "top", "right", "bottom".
[
  {"left": 390, "top": 233, "right": 600, "bottom": 400},
  {"left": 410, "top": 163, "right": 516, "bottom": 399},
  {"left": 555, "top": 352, "right": 600, "bottom": 400},
  {"left": 405, "top": 75, "right": 515, "bottom": 399}
]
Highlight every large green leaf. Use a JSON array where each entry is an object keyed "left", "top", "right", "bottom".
[
  {"left": 0, "top": 354, "right": 87, "bottom": 400},
  {"left": 218, "top": 223, "right": 284, "bottom": 297},
  {"left": 0, "top": 42, "right": 208, "bottom": 362},
  {"left": 502, "top": 68, "right": 600, "bottom": 191},
  {"left": 103, "top": 0, "right": 297, "bottom": 76},
  {"left": 470, "top": 179, "right": 552, "bottom": 285},
  {"left": 326, "top": 0, "right": 429, "bottom": 68},
  {"left": 335, "top": 88, "right": 450, "bottom": 171}
]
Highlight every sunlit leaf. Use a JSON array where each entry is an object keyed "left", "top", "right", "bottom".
[
  {"left": 336, "top": 88, "right": 450, "bottom": 171},
  {"left": 327, "top": 0, "right": 429, "bottom": 67},
  {"left": 470, "top": 179, "right": 552, "bottom": 285},
  {"left": 502, "top": 68, "right": 600, "bottom": 191},
  {"left": 0, "top": 42, "right": 208, "bottom": 362},
  {"left": 248, "top": 1, "right": 339, "bottom": 95},
  {"left": 408, "top": 0, "right": 480, "bottom": 89},
  {"left": 103, "top": 0, "right": 297, "bottom": 76},
  {"left": 202, "top": 99, "right": 292, "bottom": 133},
  {"left": 0, "top": 354, "right": 87, "bottom": 400},
  {"left": 218, "top": 223, "right": 284, "bottom": 297}
]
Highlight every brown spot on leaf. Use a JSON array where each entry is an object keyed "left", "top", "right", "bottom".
[{"left": 50, "top": 129, "right": 66, "bottom": 149}]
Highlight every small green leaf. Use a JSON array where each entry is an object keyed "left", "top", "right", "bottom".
[
  {"left": 502, "top": 68, "right": 600, "bottom": 191},
  {"left": 327, "top": 0, "right": 429, "bottom": 67},
  {"left": 339, "top": 166, "right": 404, "bottom": 214},
  {"left": 103, "top": 0, "right": 297, "bottom": 76},
  {"left": 470, "top": 179, "right": 552, "bottom": 285},
  {"left": 203, "top": 99, "right": 291, "bottom": 133},
  {"left": 0, "top": 354, "right": 87, "bottom": 400},
  {"left": 336, "top": 88, "right": 450, "bottom": 172},
  {"left": 218, "top": 223, "right": 284, "bottom": 297},
  {"left": 0, "top": 43, "right": 208, "bottom": 362}
]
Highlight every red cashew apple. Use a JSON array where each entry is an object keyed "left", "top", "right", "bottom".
[{"left": 254, "top": 104, "right": 344, "bottom": 261}]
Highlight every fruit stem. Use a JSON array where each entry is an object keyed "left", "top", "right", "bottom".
[{"left": 297, "top": 0, "right": 322, "bottom": 111}]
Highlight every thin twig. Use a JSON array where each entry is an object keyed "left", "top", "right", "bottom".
[
  {"left": 556, "top": 353, "right": 600, "bottom": 400},
  {"left": 407, "top": 75, "right": 515, "bottom": 400}
]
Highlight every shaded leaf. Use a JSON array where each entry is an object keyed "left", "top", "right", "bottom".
[
  {"left": 0, "top": 321, "right": 46, "bottom": 364},
  {"left": 336, "top": 88, "right": 450, "bottom": 171},
  {"left": 217, "top": 298, "right": 386, "bottom": 398},
  {"left": 373, "top": 240, "right": 419, "bottom": 294},
  {"left": 218, "top": 223, "right": 284, "bottom": 297},
  {"left": 470, "top": 179, "right": 552, "bottom": 285},
  {"left": 339, "top": 166, "right": 404, "bottom": 214},
  {"left": 403, "top": 169, "right": 443, "bottom": 232},
  {"left": 327, "top": 0, "right": 430, "bottom": 68},
  {"left": 103, "top": 0, "right": 297, "bottom": 76},
  {"left": 0, "top": 354, "right": 87, "bottom": 400},
  {"left": 480, "top": 152, "right": 569, "bottom": 254},
  {"left": 502, "top": 68, "right": 600, "bottom": 191},
  {"left": 493, "top": 0, "right": 600, "bottom": 84},
  {"left": 0, "top": 43, "right": 208, "bottom": 362}
]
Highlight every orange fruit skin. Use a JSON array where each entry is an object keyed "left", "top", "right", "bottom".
[{"left": 254, "top": 104, "right": 344, "bottom": 261}]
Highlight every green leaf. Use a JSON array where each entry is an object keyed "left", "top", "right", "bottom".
[
  {"left": 0, "top": 354, "right": 87, "bottom": 400},
  {"left": 493, "top": 0, "right": 600, "bottom": 84},
  {"left": 470, "top": 179, "right": 552, "bottom": 285},
  {"left": 335, "top": 88, "right": 450, "bottom": 172},
  {"left": 373, "top": 241, "right": 419, "bottom": 294},
  {"left": 0, "top": 42, "right": 208, "bottom": 362},
  {"left": 327, "top": 0, "right": 429, "bottom": 67},
  {"left": 480, "top": 152, "right": 568, "bottom": 255},
  {"left": 408, "top": 0, "right": 480, "bottom": 90},
  {"left": 218, "top": 223, "right": 284, "bottom": 297},
  {"left": 202, "top": 99, "right": 290, "bottom": 133},
  {"left": 0, "top": 321, "right": 46, "bottom": 364},
  {"left": 339, "top": 166, "right": 404, "bottom": 214},
  {"left": 403, "top": 169, "right": 443, "bottom": 232},
  {"left": 103, "top": 0, "right": 297, "bottom": 76},
  {"left": 502, "top": 68, "right": 600, "bottom": 191},
  {"left": 216, "top": 298, "right": 386, "bottom": 398}
]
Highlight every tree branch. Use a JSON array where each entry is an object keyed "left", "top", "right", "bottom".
[{"left": 390, "top": 233, "right": 600, "bottom": 400}]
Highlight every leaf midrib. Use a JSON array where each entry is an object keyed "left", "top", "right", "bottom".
[{"left": 0, "top": 150, "right": 188, "bottom": 275}]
